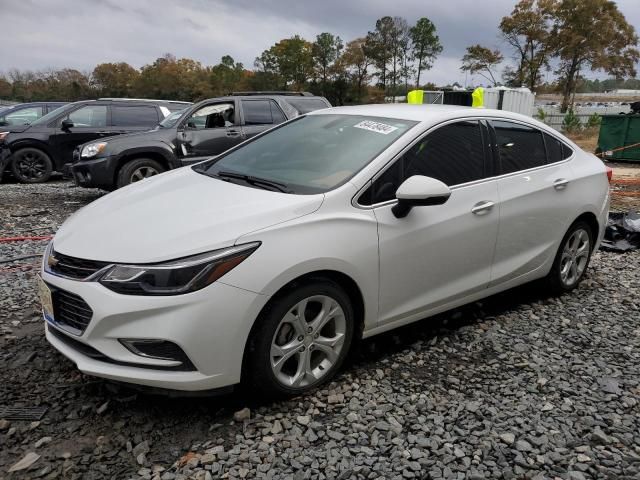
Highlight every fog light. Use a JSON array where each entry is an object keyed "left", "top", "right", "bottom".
[{"left": 119, "top": 339, "right": 195, "bottom": 369}]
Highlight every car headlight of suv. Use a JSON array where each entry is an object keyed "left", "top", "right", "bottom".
[
  {"left": 80, "top": 142, "right": 107, "bottom": 159},
  {"left": 99, "top": 242, "right": 260, "bottom": 295}
]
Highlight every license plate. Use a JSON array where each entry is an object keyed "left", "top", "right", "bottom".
[{"left": 37, "top": 276, "right": 54, "bottom": 322}]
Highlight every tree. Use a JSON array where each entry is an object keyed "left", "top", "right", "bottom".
[
  {"left": 92, "top": 62, "right": 139, "bottom": 97},
  {"left": 365, "top": 16, "right": 395, "bottom": 93},
  {"left": 552, "top": 0, "right": 639, "bottom": 112},
  {"left": 461, "top": 45, "right": 504, "bottom": 86},
  {"left": 312, "top": 33, "right": 343, "bottom": 95},
  {"left": 255, "top": 36, "right": 314, "bottom": 90},
  {"left": 389, "top": 17, "right": 410, "bottom": 95},
  {"left": 341, "top": 38, "right": 372, "bottom": 102},
  {"left": 409, "top": 17, "right": 443, "bottom": 88},
  {"left": 499, "top": 0, "right": 555, "bottom": 91}
]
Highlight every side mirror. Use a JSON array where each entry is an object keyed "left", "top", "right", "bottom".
[
  {"left": 391, "top": 175, "right": 451, "bottom": 218},
  {"left": 61, "top": 119, "right": 74, "bottom": 131}
]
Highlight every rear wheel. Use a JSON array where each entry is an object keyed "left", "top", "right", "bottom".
[
  {"left": 116, "top": 158, "right": 165, "bottom": 188},
  {"left": 545, "top": 221, "right": 594, "bottom": 294},
  {"left": 11, "top": 148, "right": 53, "bottom": 183},
  {"left": 244, "top": 280, "right": 354, "bottom": 398}
]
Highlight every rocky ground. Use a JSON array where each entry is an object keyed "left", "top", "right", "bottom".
[{"left": 0, "top": 179, "right": 639, "bottom": 480}]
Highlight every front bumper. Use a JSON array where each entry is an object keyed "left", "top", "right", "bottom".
[
  {"left": 70, "top": 152, "right": 119, "bottom": 189},
  {"left": 42, "top": 269, "right": 267, "bottom": 391}
]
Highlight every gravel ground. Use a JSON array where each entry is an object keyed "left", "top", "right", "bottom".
[{"left": 0, "top": 180, "right": 639, "bottom": 480}]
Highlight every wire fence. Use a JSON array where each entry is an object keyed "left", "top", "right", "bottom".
[{"left": 535, "top": 114, "right": 600, "bottom": 132}]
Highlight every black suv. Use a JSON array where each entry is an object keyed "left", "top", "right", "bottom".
[
  {"left": 69, "top": 93, "right": 331, "bottom": 190},
  {"left": 0, "top": 98, "right": 191, "bottom": 183}
]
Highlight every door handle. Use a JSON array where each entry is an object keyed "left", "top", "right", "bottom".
[
  {"left": 96, "top": 131, "right": 110, "bottom": 135},
  {"left": 226, "top": 129, "right": 242, "bottom": 137},
  {"left": 553, "top": 178, "right": 569, "bottom": 190},
  {"left": 471, "top": 201, "right": 495, "bottom": 215}
]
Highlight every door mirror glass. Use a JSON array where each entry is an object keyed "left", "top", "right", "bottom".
[
  {"left": 61, "top": 119, "right": 74, "bottom": 130},
  {"left": 392, "top": 175, "right": 451, "bottom": 218}
]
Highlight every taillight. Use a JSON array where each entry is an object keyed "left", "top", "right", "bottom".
[{"left": 605, "top": 166, "right": 613, "bottom": 184}]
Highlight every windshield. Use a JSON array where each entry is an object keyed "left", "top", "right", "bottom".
[
  {"left": 31, "top": 104, "right": 75, "bottom": 126},
  {"left": 194, "top": 114, "right": 417, "bottom": 194},
  {"left": 158, "top": 108, "right": 187, "bottom": 128}
]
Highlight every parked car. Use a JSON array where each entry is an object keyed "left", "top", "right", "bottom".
[
  {"left": 40, "top": 104, "right": 609, "bottom": 397},
  {"left": 0, "top": 102, "right": 67, "bottom": 126},
  {"left": 0, "top": 98, "right": 191, "bottom": 183},
  {"left": 69, "top": 93, "right": 331, "bottom": 190}
]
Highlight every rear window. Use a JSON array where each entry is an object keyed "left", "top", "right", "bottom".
[
  {"left": 544, "top": 132, "right": 573, "bottom": 163},
  {"left": 492, "top": 120, "right": 547, "bottom": 174},
  {"left": 112, "top": 105, "right": 159, "bottom": 127},
  {"left": 286, "top": 98, "right": 329, "bottom": 114}
]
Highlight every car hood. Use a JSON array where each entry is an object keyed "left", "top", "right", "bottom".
[
  {"left": 0, "top": 123, "right": 31, "bottom": 133},
  {"left": 53, "top": 167, "right": 324, "bottom": 263}
]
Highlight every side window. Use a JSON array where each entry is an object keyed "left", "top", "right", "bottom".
[
  {"left": 361, "top": 120, "right": 486, "bottom": 205},
  {"left": 543, "top": 133, "right": 573, "bottom": 161},
  {"left": 112, "top": 106, "right": 159, "bottom": 127},
  {"left": 270, "top": 101, "right": 286, "bottom": 124},
  {"left": 492, "top": 121, "right": 546, "bottom": 173},
  {"left": 3, "top": 106, "right": 43, "bottom": 125},
  {"left": 66, "top": 105, "right": 108, "bottom": 127},
  {"left": 242, "top": 100, "right": 274, "bottom": 125},
  {"left": 185, "top": 103, "right": 235, "bottom": 129}
]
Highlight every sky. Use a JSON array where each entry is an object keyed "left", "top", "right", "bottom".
[{"left": 0, "top": 0, "right": 639, "bottom": 86}]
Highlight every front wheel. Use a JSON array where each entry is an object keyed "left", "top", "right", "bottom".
[
  {"left": 11, "top": 148, "right": 53, "bottom": 183},
  {"left": 116, "top": 158, "right": 165, "bottom": 189},
  {"left": 244, "top": 280, "right": 354, "bottom": 398},
  {"left": 545, "top": 221, "right": 594, "bottom": 294}
]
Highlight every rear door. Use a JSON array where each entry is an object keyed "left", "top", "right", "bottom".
[
  {"left": 489, "top": 120, "right": 576, "bottom": 286},
  {"left": 240, "top": 99, "right": 287, "bottom": 140},
  {"left": 177, "top": 100, "right": 242, "bottom": 158},
  {"left": 366, "top": 119, "right": 500, "bottom": 326},
  {"left": 110, "top": 104, "right": 160, "bottom": 134}
]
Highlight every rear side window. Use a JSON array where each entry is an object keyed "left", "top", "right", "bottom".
[
  {"left": 286, "top": 98, "right": 329, "bottom": 114},
  {"left": 492, "top": 121, "right": 546, "bottom": 173},
  {"left": 543, "top": 132, "right": 573, "bottom": 163},
  {"left": 361, "top": 120, "right": 486, "bottom": 205},
  {"left": 242, "top": 100, "right": 286, "bottom": 125},
  {"left": 112, "top": 105, "right": 159, "bottom": 127}
]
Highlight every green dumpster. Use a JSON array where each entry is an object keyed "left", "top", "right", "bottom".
[{"left": 598, "top": 115, "right": 640, "bottom": 162}]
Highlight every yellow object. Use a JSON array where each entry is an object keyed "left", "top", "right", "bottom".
[
  {"left": 472, "top": 87, "right": 484, "bottom": 108},
  {"left": 407, "top": 90, "right": 424, "bottom": 104}
]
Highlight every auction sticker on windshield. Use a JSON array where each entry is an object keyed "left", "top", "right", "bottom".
[
  {"left": 353, "top": 120, "right": 398, "bottom": 135},
  {"left": 37, "top": 276, "right": 54, "bottom": 322}
]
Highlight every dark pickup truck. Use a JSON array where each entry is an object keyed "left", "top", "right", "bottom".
[{"left": 69, "top": 93, "right": 331, "bottom": 190}]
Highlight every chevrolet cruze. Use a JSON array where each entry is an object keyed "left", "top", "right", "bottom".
[{"left": 40, "top": 104, "right": 610, "bottom": 397}]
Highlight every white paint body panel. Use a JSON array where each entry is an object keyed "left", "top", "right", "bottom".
[{"left": 42, "top": 104, "right": 610, "bottom": 391}]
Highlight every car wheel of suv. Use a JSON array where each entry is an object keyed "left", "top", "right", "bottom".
[
  {"left": 11, "top": 148, "right": 53, "bottom": 183},
  {"left": 117, "top": 158, "right": 165, "bottom": 188},
  {"left": 244, "top": 279, "right": 354, "bottom": 398},
  {"left": 545, "top": 221, "right": 594, "bottom": 294}
]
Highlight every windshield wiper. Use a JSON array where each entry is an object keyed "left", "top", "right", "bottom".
[{"left": 215, "top": 170, "right": 292, "bottom": 193}]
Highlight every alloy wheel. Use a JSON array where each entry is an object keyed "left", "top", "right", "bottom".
[
  {"left": 16, "top": 151, "right": 47, "bottom": 180},
  {"left": 270, "top": 295, "right": 346, "bottom": 388},
  {"left": 130, "top": 166, "right": 159, "bottom": 183},
  {"left": 559, "top": 228, "right": 590, "bottom": 287}
]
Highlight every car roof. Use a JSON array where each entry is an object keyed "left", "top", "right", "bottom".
[{"left": 308, "top": 103, "right": 539, "bottom": 125}]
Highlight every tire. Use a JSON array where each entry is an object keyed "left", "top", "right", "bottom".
[
  {"left": 116, "top": 158, "right": 165, "bottom": 189},
  {"left": 243, "top": 279, "right": 355, "bottom": 398},
  {"left": 545, "top": 221, "right": 594, "bottom": 294},
  {"left": 11, "top": 148, "right": 53, "bottom": 183}
]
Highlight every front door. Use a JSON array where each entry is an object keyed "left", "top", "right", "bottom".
[
  {"left": 51, "top": 104, "right": 111, "bottom": 166},
  {"left": 178, "top": 101, "right": 244, "bottom": 159},
  {"left": 363, "top": 120, "right": 500, "bottom": 326}
]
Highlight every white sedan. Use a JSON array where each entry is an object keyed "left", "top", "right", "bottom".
[{"left": 40, "top": 104, "right": 610, "bottom": 397}]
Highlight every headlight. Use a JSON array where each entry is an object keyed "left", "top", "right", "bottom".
[
  {"left": 99, "top": 242, "right": 260, "bottom": 295},
  {"left": 80, "top": 142, "right": 107, "bottom": 158},
  {"left": 0, "top": 132, "right": 9, "bottom": 141}
]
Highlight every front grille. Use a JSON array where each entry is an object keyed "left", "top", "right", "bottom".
[
  {"left": 52, "top": 288, "right": 93, "bottom": 334},
  {"left": 48, "top": 325, "right": 196, "bottom": 372},
  {"left": 49, "top": 250, "right": 110, "bottom": 280}
]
